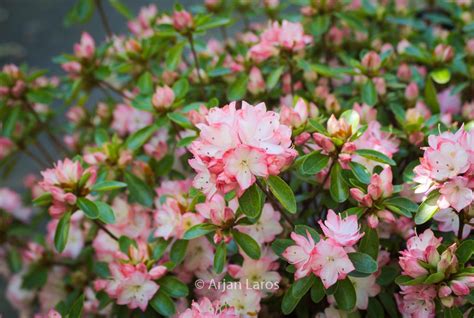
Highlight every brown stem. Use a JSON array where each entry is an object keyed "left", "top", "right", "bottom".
[
  {"left": 99, "top": 81, "right": 129, "bottom": 100},
  {"left": 458, "top": 210, "right": 465, "bottom": 240},
  {"left": 94, "top": 220, "right": 119, "bottom": 241},
  {"left": 21, "top": 147, "right": 49, "bottom": 168},
  {"left": 187, "top": 34, "right": 203, "bottom": 86},
  {"left": 94, "top": 0, "right": 113, "bottom": 38}
]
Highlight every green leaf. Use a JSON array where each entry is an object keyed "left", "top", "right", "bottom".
[
  {"left": 7, "top": 248, "right": 22, "bottom": 273},
  {"left": 94, "top": 128, "right": 109, "bottom": 146},
  {"left": 424, "top": 77, "right": 440, "bottom": 113},
  {"left": 22, "top": 265, "right": 48, "bottom": 289},
  {"left": 281, "top": 275, "right": 316, "bottom": 314},
  {"left": 77, "top": 198, "right": 99, "bottom": 219},
  {"left": 124, "top": 171, "right": 154, "bottom": 207},
  {"left": 358, "top": 227, "right": 379, "bottom": 260},
  {"left": 3, "top": 107, "right": 20, "bottom": 137},
  {"left": 170, "top": 239, "right": 188, "bottom": 265},
  {"left": 456, "top": 239, "right": 474, "bottom": 264},
  {"left": 310, "top": 278, "right": 325, "bottom": 304},
  {"left": 309, "top": 15, "right": 330, "bottom": 37},
  {"left": 93, "top": 262, "right": 110, "bottom": 278},
  {"left": 108, "top": 0, "right": 132, "bottom": 18},
  {"left": 424, "top": 272, "right": 444, "bottom": 284},
  {"left": 227, "top": 74, "right": 248, "bottom": 100},
  {"left": 152, "top": 238, "right": 170, "bottom": 261},
  {"left": 118, "top": 236, "right": 137, "bottom": 254},
  {"left": 95, "top": 202, "right": 116, "bottom": 224},
  {"left": 166, "top": 42, "right": 185, "bottom": 71},
  {"left": 340, "top": 109, "right": 360, "bottom": 132},
  {"left": 172, "top": 78, "right": 189, "bottom": 100},
  {"left": 196, "top": 17, "right": 231, "bottom": 32},
  {"left": 384, "top": 197, "right": 417, "bottom": 217},
  {"left": 301, "top": 151, "right": 330, "bottom": 175},
  {"left": 330, "top": 163, "right": 349, "bottom": 203},
  {"left": 271, "top": 239, "right": 294, "bottom": 257},
  {"left": 362, "top": 80, "right": 377, "bottom": 106},
  {"left": 54, "top": 211, "right": 71, "bottom": 253},
  {"left": 154, "top": 154, "right": 175, "bottom": 177},
  {"left": 443, "top": 307, "right": 463, "bottom": 318},
  {"left": 349, "top": 161, "right": 371, "bottom": 184},
  {"left": 137, "top": 72, "right": 153, "bottom": 95},
  {"left": 378, "top": 292, "right": 398, "bottom": 318},
  {"left": 214, "top": 242, "right": 227, "bottom": 274},
  {"left": 65, "top": 0, "right": 94, "bottom": 25},
  {"left": 377, "top": 265, "right": 399, "bottom": 286},
  {"left": 167, "top": 112, "right": 194, "bottom": 129},
  {"left": 69, "top": 294, "right": 84, "bottom": 318},
  {"left": 32, "top": 192, "right": 52, "bottom": 207},
  {"left": 183, "top": 223, "right": 218, "bottom": 240},
  {"left": 238, "top": 184, "right": 264, "bottom": 218},
  {"left": 395, "top": 275, "right": 427, "bottom": 286},
  {"left": 232, "top": 230, "right": 261, "bottom": 260},
  {"left": 334, "top": 278, "right": 356, "bottom": 311},
  {"left": 348, "top": 252, "right": 378, "bottom": 274},
  {"left": 124, "top": 125, "right": 158, "bottom": 151},
  {"left": 415, "top": 190, "right": 440, "bottom": 224},
  {"left": 367, "top": 298, "right": 384, "bottom": 318},
  {"left": 267, "top": 176, "right": 297, "bottom": 214},
  {"left": 294, "top": 225, "right": 320, "bottom": 243},
  {"left": 91, "top": 181, "right": 127, "bottom": 192},
  {"left": 158, "top": 276, "right": 189, "bottom": 298},
  {"left": 150, "top": 291, "right": 176, "bottom": 316},
  {"left": 266, "top": 66, "right": 284, "bottom": 90},
  {"left": 431, "top": 68, "right": 451, "bottom": 84},
  {"left": 354, "top": 149, "right": 396, "bottom": 166}
]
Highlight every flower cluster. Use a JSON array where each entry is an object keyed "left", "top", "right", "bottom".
[{"left": 189, "top": 101, "right": 296, "bottom": 197}]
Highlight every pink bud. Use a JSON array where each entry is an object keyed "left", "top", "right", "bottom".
[
  {"left": 152, "top": 85, "right": 175, "bottom": 110},
  {"left": 397, "top": 63, "right": 412, "bottom": 81},
  {"left": 0, "top": 86, "right": 9, "bottom": 96},
  {"left": 434, "top": 44, "right": 454, "bottom": 63},
  {"left": 61, "top": 61, "right": 82, "bottom": 75},
  {"left": 405, "top": 82, "right": 419, "bottom": 101},
  {"left": 373, "top": 77, "right": 386, "bottom": 96},
  {"left": 367, "top": 214, "right": 379, "bottom": 228},
  {"left": 312, "top": 133, "right": 335, "bottom": 153},
  {"left": 361, "top": 51, "right": 381, "bottom": 72},
  {"left": 149, "top": 265, "right": 167, "bottom": 279},
  {"left": 173, "top": 10, "right": 194, "bottom": 32},
  {"left": 247, "top": 67, "right": 265, "bottom": 95},
  {"left": 466, "top": 39, "right": 474, "bottom": 57},
  {"left": 74, "top": 32, "right": 95, "bottom": 60},
  {"left": 426, "top": 245, "right": 440, "bottom": 266},
  {"left": 295, "top": 132, "right": 310, "bottom": 145},
  {"left": 11, "top": 80, "right": 25, "bottom": 98},
  {"left": 438, "top": 285, "right": 452, "bottom": 298}
]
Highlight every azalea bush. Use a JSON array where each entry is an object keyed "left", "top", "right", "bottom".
[{"left": 1, "top": 0, "right": 474, "bottom": 317}]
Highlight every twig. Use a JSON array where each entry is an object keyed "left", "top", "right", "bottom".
[
  {"left": 458, "top": 210, "right": 465, "bottom": 240},
  {"left": 187, "top": 34, "right": 204, "bottom": 86},
  {"left": 94, "top": 0, "right": 113, "bottom": 38},
  {"left": 94, "top": 220, "right": 119, "bottom": 241}
]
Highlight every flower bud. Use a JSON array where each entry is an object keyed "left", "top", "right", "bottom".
[
  {"left": 438, "top": 285, "right": 452, "bottom": 298},
  {"left": 312, "top": 133, "right": 335, "bottom": 153},
  {"left": 74, "top": 32, "right": 95, "bottom": 60},
  {"left": 434, "top": 44, "right": 454, "bottom": 63},
  {"left": 466, "top": 39, "right": 474, "bottom": 57},
  {"left": 397, "top": 63, "right": 412, "bottom": 82},
  {"left": 426, "top": 245, "right": 440, "bottom": 267},
  {"left": 361, "top": 51, "right": 381, "bottom": 73},
  {"left": 367, "top": 214, "right": 379, "bottom": 228},
  {"left": 437, "top": 244, "right": 458, "bottom": 274},
  {"left": 295, "top": 132, "right": 310, "bottom": 145},
  {"left": 405, "top": 82, "right": 419, "bottom": 101},
  {"left": 247, "top": 67, "right": 265, "bottom": 95},
  {"left": 173, "top": 10, "right": 194, "bottom": 33},
  {"left": 152, "top": 86, "right": 175, "bottom": 110},
  {"left": 373, "top": 77, "right": 386, "bottom": 96}
]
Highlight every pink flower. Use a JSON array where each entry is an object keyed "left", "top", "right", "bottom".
[
  {"left": 350, "top": 274, "right": 381, "bottom": 309},
  {"left": 437, "top": 87, "right": 461, "bottom": 115},
  {"left": 196, "top": 194, "right": 236, "bottom": 227},
  {"left": 367, "top": 166, "right": 393, "bottom": 200},
  {"left": 224, "top": 145, "right": 268, "bottom": 190},
  {"left": 318, "top": 210, "right": 363, "bottom": 247},
  {"left": 396, "top": 285, "right": 436, "bottom": 318},
  {"left": 312, "top": 239, "right": 355, "bottom": 288},
  {"left": 40, "top": 159, "right": 97, "bottom": 218},
  {"left": 399, "top": 229, "right": 442, "bottom": 278},
  {"left": 361, "top": 51, "right": 381, "bottom": 72},
  {"left": 247, "top": 67, "right": 265, "bottom": 95},
  {"left": 236, "top": 203, "right": 283, "bottom": 244},
  {"left": 190, "top": 101, "right": 295, "bottom": 196},
  {"left": 111, "top": 104, "right": 153, "bottom": 136},
  {"left": 282, "top": 231, "right": 317, "bottom": 280},
  {"left": 99, "top": 263, "right": 165, "bottom": 311},
  {"left": 221, "top": 288, "right": 262, "bottom": 317},
  {"left": 144, "top": 129, "right": 169, "bottom": 161},
  {"left": 74, "top": 32, "right": 95, "bottom": 59},
  {"left": 433, "top": 208, "right": 472, "bottom": 239},
  {"left": 128, "top": 5, "right": 157, "bottom": 38},
  {"left": 280, "top": 98, "right": 310, "bottom": 128},
  {"left": 152, "top": 85, "right": 175, "bottom": 110},
  {"left": 0, "top": 137, "right": 14, "bottom": 160},
  {"left": 438, "top": 176, "right": 473, "bottom": 211},
  {"left": 450, "top": 276, "right": 474, "bottom": 296},
  {"left": 154, "top": 198, "right": 203, "bottom": 239},
  {"left": 425, "top": 137, "right": 468, "bottom": 181},
  {"left": 179, "top": 297, "right": 238, "bottom": 318},
  {"left": 173, "top": 10, "right": 194, "bottom": 32}
]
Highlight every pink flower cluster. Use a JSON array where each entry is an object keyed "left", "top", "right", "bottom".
[
  {"left": 95, "top": 262, "right": 167, "bottom": 311},
  {"left": 414, "top": 127, "right": 474, "bottom": 212},
  {"left": 283, "top": 210, "right": 362, "bottom": 288},
  {"left": 40, "top": 159, "right": 97, "bottom": 217},
  {"left": 189, "top": 101, "right": 296, "bottom": 197},
  {"left": 249, "top": 20, "right": 312, "bottom": 63}
]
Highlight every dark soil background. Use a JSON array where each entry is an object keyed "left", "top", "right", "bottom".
[{"left": 0, "top": 1, "right": 197, "bottom": 316}]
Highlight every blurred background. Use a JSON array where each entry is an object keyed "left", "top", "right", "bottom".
[{"left": 0, "top": 0, "right": 198, "bottom": 315}]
